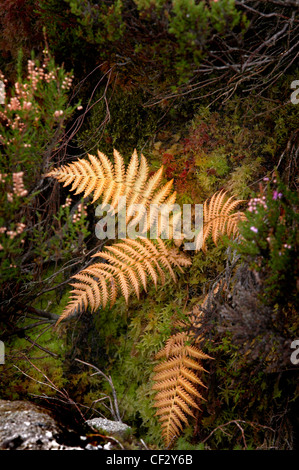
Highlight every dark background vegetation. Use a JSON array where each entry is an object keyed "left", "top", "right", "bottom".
[{"left": 0, "top": 0, "right": 298, "bottom": 450}]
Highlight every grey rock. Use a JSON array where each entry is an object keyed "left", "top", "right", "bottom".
[
  {"left": 85, "top": 417, "right": 131, "bottom": 439},
  {"left": 0, "top": 400, "right": 131, "bottom": 450},
  {"left": 85, "top": 443, "right": 98, "bottom": 450},
  {"left": 0, "top": 400, "right": 81, "bottom": 450}
]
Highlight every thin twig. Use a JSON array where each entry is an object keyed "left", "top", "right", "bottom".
[
  {"left": 75, "top": 358, "right": 122, "bottom": 422},
  {"left": 201, "top": 419, "right": 275, "bottom": 448}
]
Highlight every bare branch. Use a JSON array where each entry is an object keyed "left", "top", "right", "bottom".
[{"left": 75, "top": 358, "right": 122, "bottom": 422}]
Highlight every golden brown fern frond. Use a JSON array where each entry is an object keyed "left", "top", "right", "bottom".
[
  {"left": 153, "top": 329, "right": 211, "bottom": 447},
  {"left": 197, "top": 190, "right": 245, "bottom": 251},
  {"left": 56, "top": 237, "right": 191, "bottom": 325},
  {"left": 46, "top": 149, "right": 177, "bottom": 231}
]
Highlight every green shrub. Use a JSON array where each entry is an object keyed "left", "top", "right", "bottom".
[{"left": 237, "top": 175, "right": 298, "bottom": 305}]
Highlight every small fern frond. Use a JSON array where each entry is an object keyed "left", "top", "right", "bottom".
[
  {"left": 46, "top": 149, "right": 177, "bottom": 231},
  {"left": 56, "top": 238, "right": 191, "bottom": 325},
  {"left": 153, "top": 330, "right": 211, "bottom": 447},
  {"left": 198, "top": 190, "right": 246, "bottom": 251}
]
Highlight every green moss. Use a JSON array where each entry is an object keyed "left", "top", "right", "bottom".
[
  {"left": 76, "top": 88, "right": 161, "bottom": 159},
  {"left": 1, "top": 18, "right": 298, "bottom": 450}
]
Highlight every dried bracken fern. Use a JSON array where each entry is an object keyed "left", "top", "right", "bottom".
[
  {"left": 152, "top": 298, "right": 217, "bottom": 447},
  {"left": 198, "top": 189, "right": 246, "bottom": 251},
  {"left": 46, "top": 148, "right": 177, "bottom": 235},
  {"left": 152, "top": 262, "right": 239, "bottom": 447},
  {"left": 46, "top": 149, "right": 246, "bottom": 447},
  {"left": 56, "top": 237, "right": 191, "bottom": 325},
  {"left": 45, "top": 149, "right": 193, "bottom": 326},
  {"left": 153, "top": 325, "right": 211, "bottom": 447}
]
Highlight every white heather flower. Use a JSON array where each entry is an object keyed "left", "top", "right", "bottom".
[
  {"left": 7, "top": 230, "right": 17, "bottom": 239},
  {"left": 62, "top": 196, "right": 72, "bottom": 208},
  {"left": 16, "top": 222, "right": 26, "bottom": 234},
  {"left": 8, "top": 97, "right": 21, "bottom": 111},
  {"left": 22, "top": 101, "right": 32, "bottom": 110},
  {"left": 12, "top": 172, "right": 28, "bottom": 197},
  {"left": 54, "top": 110, "right": 63, "bottom": 118}
]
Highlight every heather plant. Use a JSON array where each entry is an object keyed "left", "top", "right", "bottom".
[
  {"left": 0, "top": 1, "right": 298, "bottom": 451},
  {"left": 0, "top": 50, "right": 88, "bottom": 293},
  {"left": 0, "top": 49, "right": 93, "bottom": 409},
  {"left": 59, "top": 0, "right": 245, "bottom": 85},
  {"left": 0, "top": 50, "right": 75, "bottom": 176},
  {"left": 1, "top": 1, "right": 296, "bottom": 112},
  {"left": 236, "top": 175, "right": 298, "bottom": 306},
  {"left": 185, "top": 181, "right": 299, "bottom": 449}
]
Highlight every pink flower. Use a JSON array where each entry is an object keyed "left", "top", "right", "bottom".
[
  {"left": 22, "top": 101, "right": 32, "bottom": 110},
  {"left": 16, "top": 222, "right": 26, "bottom": 234},
  {"left": 12, "top": 172, "right": 28, "bottom": 197},
  {"left": 273, "top": 191, "right": 282, "bottom": 200},
  {"left": 8, "top": 97, "right": 21, "bottom": 111},
  {"left": 54, "top": 110, "right": 63, "bottom": 118}
]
